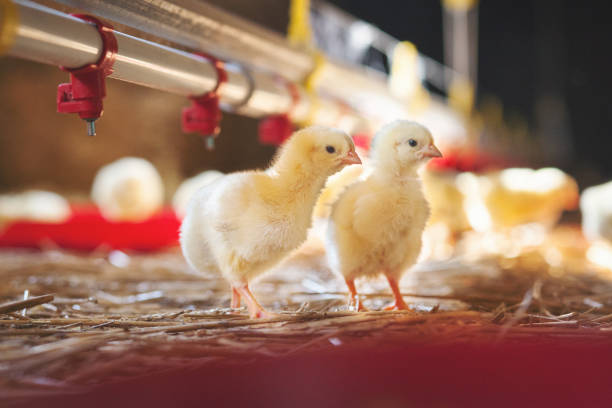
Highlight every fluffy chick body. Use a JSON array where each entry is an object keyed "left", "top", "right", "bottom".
[
  {"left": 327, "top": 120, "right": 441, "bottom": 311},
  {"left": 181, "top": 126, "right": 360, "bottom": 318},
  {"left": 328, "top": 175, "right": 429, "bottom": 280},
  {"left": 173, "top": 170, "right": 224, "bottom": 219},
  {"left": 182, "top": 171, "right": 320, "bottom": 283}
]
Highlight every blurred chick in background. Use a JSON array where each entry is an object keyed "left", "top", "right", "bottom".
[
  {"left": 0, "top": 190, "right": 71, "bottom": 230},
  {"left": 459, "top": 167, "right": 578, "bottom": 231},
  {"left": 422, "top": 170, "right": 470, "bottom": 235},
  {"left": 173, "top": 170, "right": 224, "bottom": 219},
  {"left": 91, "top": 157, "right": 164, "bottom": 222},
  {"left": 180, "top": 126, "right": 361, "bottom": 318},
  {"left": 420, "top": 170, "right": 470, "bottom": 260},
  {"left": 581, "top": 181, "right": 612, "bottom": 243},
  {"left": 327, "top": 120, "right": 442, "bottom": 311}
]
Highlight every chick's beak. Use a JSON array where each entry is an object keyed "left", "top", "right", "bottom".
[
  {"left": 341, "top": 149, "right": 362, "bottom": 165},
  {"left": 340, "top": 150, "right": 361, "bottom": 164},
  {"left": 423, "top": 144, "right": 443, "bottom": 158}
]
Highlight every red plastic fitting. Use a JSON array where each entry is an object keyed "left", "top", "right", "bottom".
[
  {"left": 258, "top": 79, "right": 300, "bottom": 146},
  {"left": 57, "top": 15, "right": 117, "bottom": 135},
  {"left": 181, "top": 53, "right": 227, "bottom": 149}
]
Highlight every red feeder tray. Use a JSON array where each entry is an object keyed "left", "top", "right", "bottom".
[{"left": 0, "top": 205, "right": 180, "bottom": 252}]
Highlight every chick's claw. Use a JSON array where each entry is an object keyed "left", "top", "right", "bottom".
[
  {"left": 383, "top": 301, "right": 411, "bottom": 311},
  {"left": 348, "top": 297, "right": 369, "bottom": 312}
]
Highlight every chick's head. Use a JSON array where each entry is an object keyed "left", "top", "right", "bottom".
[
  {"left": 372, "top": 120, "right": 442, "bottom": 171},
  {"left": 275, "top": 126, "right": 361, "bottom": 176}
]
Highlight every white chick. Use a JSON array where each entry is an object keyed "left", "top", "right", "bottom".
[
  {"left": 0, "top": 190, "right": 71, "bottom": 229},
  {"left": 91, "top": 157, "right": 164, "bottom": 222},
  {"left": 326, "top": 120, "right": 442, "bottom": 311},
  {"left": 180, "top": 126, "right": 361, "bottom": 318},
  {"left": 581, "top": 181, "right": 612, "bottom": 242},
  {"left": 172, "top": 170, "right": 223, "bottom": 219}
]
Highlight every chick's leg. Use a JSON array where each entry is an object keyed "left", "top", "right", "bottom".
[
  {"left": 345, "top": 278, "right": 368, "bottom": 312},
  {"left": 230, "top": 287, "right": 241, "bottom": 309},
  {"left": 383, "top": 275, "right": 410, "bottom": 311},
  {"left": 233, "top": 283, "right": 278, "bottom": 319}
]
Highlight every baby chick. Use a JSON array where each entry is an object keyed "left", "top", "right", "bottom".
[
  {"left": 180, "top": 126, "right": 361, "bottom": 318},
  {"left": 92, "top": 157, "right": 164, "bottom": 222},
  {"left": 326, "top": 120, "right": 442, "bottom": 311}
]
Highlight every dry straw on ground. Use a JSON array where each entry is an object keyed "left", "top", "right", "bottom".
[{"left": 1, "top": 225, "right": 611, "bottom": 399}]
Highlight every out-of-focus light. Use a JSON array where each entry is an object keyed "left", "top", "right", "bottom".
[
  {"left": 108, "top": 250, "right": 130, "bottom": 268},
  {"left": 421, "top": 222, "right": 454, "bottom": 260},
  {"left": 328, "top": 337, "right": 342, "bottom": 346},
  {"left": 499, "top": 168, "right": 566, "bottom": 193},
  {"left": 464, "top": 200, "right": 492, "bottom": 232},
  {"left": 544, "top": 247, "right": 563, "bottom": 267},
  {"left": 348, "top": 22, "right": 374, "bottom": 50},
  {"left": 456, "top": 172, "right": 492, "bottom": 232},
  {"left": 586, "top": 241, "right": 612, "bottom": 271}
]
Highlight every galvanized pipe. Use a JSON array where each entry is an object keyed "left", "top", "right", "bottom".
[
  {"left": 48, "top": 0, "right": 410, "bottom": 112},
  {"left": 2, "top": 0, "right": 373, "bottom": 130},
  {"left": 1, "top": 0, "right": 466, "bottom": 142},
  {"left": 52, "top": 0, "right": 314, "bottom": 83}
]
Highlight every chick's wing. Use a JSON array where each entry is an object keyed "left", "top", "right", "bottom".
[{"left": 344, "top": 186, "right": 398, "bottom": 244}]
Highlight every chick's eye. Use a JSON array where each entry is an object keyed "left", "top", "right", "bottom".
[
  {"left": 408, "top": 139, "right": 418, "bottom": 147},
  {"left": 326, "top": 145, "right": 336, "bottom": 154}
]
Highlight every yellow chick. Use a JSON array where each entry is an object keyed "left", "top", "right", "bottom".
[
  {"left": 180, "top": 126, "right": 361, "bottom": 318},
  {"left": 326, "top": 120, "right": 442, "bottom": 311},
  {"left": 91, "top": 157, "right": 164, "bottom": 222},
  {"left": 483, "top": 167, "right": 578, "bottom": 229}
]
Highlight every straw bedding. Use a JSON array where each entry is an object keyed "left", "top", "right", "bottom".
[{"left": 1, "top": 226, "right": 612, "bottom": 398}]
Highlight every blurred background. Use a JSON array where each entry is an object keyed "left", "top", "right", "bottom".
[
  {"left": 330, "top": 0, "right": 612, "bottom": 184},
  {"left": 1, "top": 0, "right": 610, "bottom": 199}
]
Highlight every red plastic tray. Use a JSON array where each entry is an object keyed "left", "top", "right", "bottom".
[{"left": 0, "top": 205, "right": 180, "bottom": 252}]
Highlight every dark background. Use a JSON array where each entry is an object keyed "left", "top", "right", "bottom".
[{"left": 329, "top": 0, "right": 612, "bottom": 183}]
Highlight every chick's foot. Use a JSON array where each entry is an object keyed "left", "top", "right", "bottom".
[
  {"left": 384, "top": 275, "right": 410, "bottom": 311},
  {"left": 383, "top": 301, "right": 411, "bottom": 311},
  {"left": 234, "top": 284, "right": 279, "bottom": 319}
]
